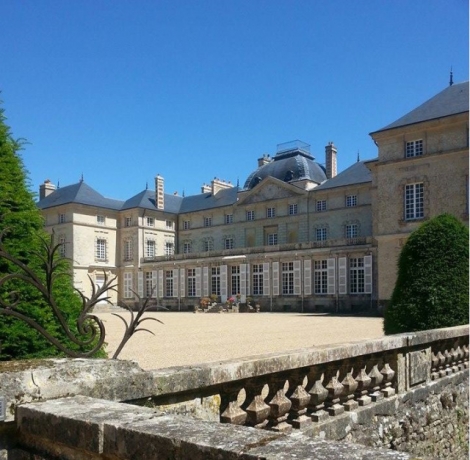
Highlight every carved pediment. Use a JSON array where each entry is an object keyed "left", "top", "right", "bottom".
[{"left": 239, "top": 179, "right": 304, "bottom": 205}]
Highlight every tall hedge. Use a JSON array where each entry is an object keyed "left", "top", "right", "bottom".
[{"left": 384, "top": 214, "right": 469, "bottom": 335}]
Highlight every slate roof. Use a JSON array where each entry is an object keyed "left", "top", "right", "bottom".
[
  {"left": 121, "top": 189, "right": 183, "bottom": 214},
  {"left": 371, "top": 81, "right": 469, "bottom": 134},
  {"left": 179, "top": 186, "right": 239, "bottom": 213},
  {"left": 314, "top": 160, "right": 373, "bottom": 191}
]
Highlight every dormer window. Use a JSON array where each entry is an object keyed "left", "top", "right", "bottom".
[{"left": 406, "top": 140, "right": 423, "bottom": 158}]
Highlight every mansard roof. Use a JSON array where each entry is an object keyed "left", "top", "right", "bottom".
[
  {"left": 179, "top": 186, "right": 239, "bottom": 213},
  {"left": 37, "top": 181, "right": 124, "bottom": 210},
  {"left": 315, "top": 160, "right": 372, "bottom": 191},
  {"left": 121, "top": 189, "right": 183, "bottom": 213},
  {"left": 371, "top": 81, "right": 469, "bottom": 134}
]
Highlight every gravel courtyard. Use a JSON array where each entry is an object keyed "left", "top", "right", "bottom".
[{"left": 96, "top": 312, "right": 384, "bottom": 370}]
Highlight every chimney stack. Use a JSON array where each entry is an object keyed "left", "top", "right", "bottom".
[
  {"left": 39, "top": 179, "right": 56, "bottom": 200},
  {"left": 201, "top": 183, "right": 211, "bottom": 193},
  {"left": 211, "top": 178, "right": 233, "bottom": 195},
  {"left": 325, "top": 142, "right": 337, "bottom": 179},
  {"left": 155, "top": 175, "right": 164, "bottom": 210},
  {"left": 257, "top": 154, "right": 271, "bottom": 167}
]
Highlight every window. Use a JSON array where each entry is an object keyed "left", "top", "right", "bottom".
[
  {"left": 123, "top": 272, "right": 133, "bottom": 298},
  {"left": 165, "top": 270, "right": 173, "bottom": 297},
  {"left": 267, "top": 233, "right": 278, "bottom": 246},
  {"left": 95, "top": 239, "right": 106, "bottom": 260},
  {"left": 267, "top": 207, "right": 276, "bottom": 218},
  {"left": 203, "top": 239, "right": 213, "bottom": 252},
  {"left": 316, "top": 227, "right": 327, "bottom": 241},
  {"left": 58, "top": 213, "right": 66, "bottom": 224},
  {"left": 145, "top": 272, "right": 155, "bottom": 297},
  {"left": 211, "top": 267, "right": 220, "bottom": 296},
  {"left": 124, "top": 239, "right": 133, "bottom": 261},
  {"left": 166, "top": 220, "right": 173, "bottom": 229},
  {"left": 316, "top": 200, "right": 327, "bottom": 212},
  {"left": 125, "top": 217, "right": 132, "bottom": 227},
  {"left": 204, "top": 217, "right": 212, "bottom": 227},
  {"left": 314, "top": 260, "right": 328, "bottom": 294},
  {"left": 165, "top": 242, "right": 174, "bottom": 256},
  {"left": 346, "top": 195, "right": 357, "bottom": 207},
  {"left": 289, "top": 204, "right": 298, "bottom": 215},
  {"left": 350, "top": 258, "right": 365, "bottom": 294},
  {"left": 282, "top": 262, "right": 294, "bottom": 295},
  {"left": 406, "top": 139, "right": 423, "bottom": 158},
  {"left": 59, "top": 237, "right": 66, "bottom": 258},
  {"left": 252, "top": 264, "right": 263, "bottom": 296},
  {"left": 225, "top": 214, "right": 233, "bottom": 224},
  {"left": 231, "top": 266, "right": 240, "bottom": 296},
  {"left": 97, "top": 215, "right": 105, "bottom": 225},
  {"left": 346, "top": 224, "right": 358, "bottom": 239},
  {"left": 224, "top": 238, "right": 234, "bottom": 250},
  {"left": 183, "top": 220, "right": 191, "bottom": 230},
  {"left": 146, "top": 217, "right": 154, "bottom": 227},
  {"left": 405, "top": 183, "right": 424, "bottom": 220},
  {"left": 146, "top": 240, "right": 156, "bottom": 258},
  {"left": 246, "top": 210, "right": 255, "bottom": 221},
  {"left": 183, "top": 242, "right": 192, "bottom": 254},
  {"left": 187, "top": 268, "right": 196, "bottom": 297}
]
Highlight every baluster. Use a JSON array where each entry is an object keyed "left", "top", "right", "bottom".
[
  {"left": 380, "top": 361, "right": 396, "bottom": 398},
  {"left": 324, "top": 367, "right": 344, "bottom": 416},
  {"left": 307, "top": 369, "right": 329, "bottom": 422},
  {"left": 451, "top": 345, "right": 460, "bottom": 373},
  {"left": 463, "top": 344, "right": 469, "bottom": 369},
  {"left": 455, "top": 345, "right": 464, "bottom": 371},
  {"left": 266, "top": 373, "right": 292, "bottom": 432},
  {"left": 431, "top": 351, "right": 440, "bottom": 380},
  {"left": 220, "top": 383, "right": 247, "bottom": 425},
  {"left": 241, "top": 379, "right": 271, "bottom": 428},
  {"left": 368, "top": 361, "right": 384, "bottom": 402},
  {"left": 286, "top": 368, "right": 312, "bottom": 429},
  {"left": 354, "top": 363, "right": 372, "bottom": 406},
  {"left": 443, "top": 348, "right": 452, "bottom": 376},
  {"left": 437, "top": 350, "right": 446, "bottom": 378},
  {"left": 340, "top": 366, "right": 358, "bottom": 411}
]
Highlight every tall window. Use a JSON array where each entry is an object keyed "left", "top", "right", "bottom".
[
  {"left": 282, "top": 262, "right": 294, "bottom": 295},
  {"left": 203, "top": 239, "right": 213, "bottom": 252},
  {"left": 165, "top": 242, "right": 174, "bottom": 256},
  {"left": 146, "top": 217, "right": 154, "bottom": 227},
  {"left": 95, "top": 239, "right": 106, "bottom": 260},
  {"left": 97, "top": 215, "right": 105, "bottom": 225},
  {"left": 405, "top": 183, "right": 424, "bottom": 220},
  {"left": 225, "top": 214, "right": 233, "bottom": 224},
  {"left": 267, "top": 233, "right": 278, "bottom": 245},
  {"left": 316, "top": 227, "right": 327, "bottom": 241},
  {"left": 224, "top": 238, "right": 234, "bottom": 249},
  {"left": 406, "top": 139, "right": 423, "bottom": 158},
  {"left": 183, "top": 220, "right": 191, "bottom": 230},
  {"left": 183, "top": 242, "right": 192, "bottom": 254},
  {"left": 146, "top": 240, "right": 156, "bottom": 258},
  {"left": 125, "top": 217, "right": 132, "bottom": 227},
  {"left": 266, "top": 207, "right": 276, "bottom": 218},
  {"left": 231, "top": 266, "right": 240, "bottom": 296},
  {"left": 211, "top": 267, "right": 220, "bottom": 296},
  {"left": 316, "top": 200, "right": 327, "bottom": 212},
  {"left": 314, "top": 260, "right": 328, "bottom": 294},
  {"left": 59, "top": 237, "right": 66, "bottom": 258},
  {"left": 350, "top": 258, "right": 365, "bottom": 294},
  {"left": 124, "top": 239, "right": 133, "bottom": 261},
  {"left": 145, "top": 272, "right": 154, "bottom": 297},
  {"left": 165, "top": 270, "right": 173, "bottom": 297},
  {"left": 187, "top": 268, "right": 196, "bottom": 297},
  {"left": 252, "top": 264, "right": 263, "bottom": 296},
  {"left": 246, "top": 210, "right": 255, "bottom": 221},
  {"left": 123, "top": 272, "right": 133, "bottom": 298},
  {"left": 346, "top": 224, "right": 358, "bottom": 239},
  {"left": 346, "top": 195, "right": 357, "bottom": 207},
  {"left": 166, "top": 220, "right": 173, "bottom": 229},
  {"left": 58, "top": 213, "right": 66, "bottom": 224},
  {"left": 204, "top": 217, "right": 212, "bottom": 227},
  {"left": 289, "top": 204, "right": 298, "bottom": 215}
]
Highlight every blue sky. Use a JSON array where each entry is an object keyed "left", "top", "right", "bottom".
[{"left": 1, "top": 1, "right": 468, "bottom": 200}]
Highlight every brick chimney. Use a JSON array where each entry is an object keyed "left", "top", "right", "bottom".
[
  {"left": 39, "top": 179, "right": 56, "bottom": 200},
  {"left": 201, "top": 183, "right": 211, "bottom": 193},
  {"left": 211, "top": 178, "right": 233, "bottom": 195},
  {"left": 155, "top": 175, "right": 164, "bottom": 210},
  {"left": 325, "top": 142, "right": 337, "bottom": 179},
  {"left": 257, "top": 154, "right": 271, "bottom": 167}
]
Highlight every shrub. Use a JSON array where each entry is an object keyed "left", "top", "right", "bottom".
[{"left": 384, "top": 214, "right": 469, "bottom": 335}]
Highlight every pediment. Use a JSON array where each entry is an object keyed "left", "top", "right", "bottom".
[{"left": 238, "top": 177, "right": 305, "bottom": 205}]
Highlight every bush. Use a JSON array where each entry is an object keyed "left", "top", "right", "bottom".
[{"left": 384, "top": 214, "right": 469, "bottom": 335}]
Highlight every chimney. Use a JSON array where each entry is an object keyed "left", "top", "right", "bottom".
[
  {"left": 39, "top": 179, "right": 56, "bottom": 200},
  {"left": 257, "top": 154, "right": 271, "bottom": 167},
  {"left": 201, "top": 183, "right": 211, "bottom": 193},
  {"left": 155, "top": 175, "right": 164, "bottom": 210},
  {"left": 211, "top": 178, "right": 233, "bottom": 195},
  {"left": 325, "top": 142, "right": 337, "bottom": 179}
]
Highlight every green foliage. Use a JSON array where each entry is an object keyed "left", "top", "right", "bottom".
[
  {"left": 384, "top": 214, "right": 469, "bottom": 335},
  {"left": 0, "top": 104, "right": 106, "bottom": 360}
]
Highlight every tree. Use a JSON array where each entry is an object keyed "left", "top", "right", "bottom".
[
  {"left": 384, "top": 214, "right": 469, "bottom": 335},
  {"left": 0, "top": 104, "right": 105, "bottom": 359}
]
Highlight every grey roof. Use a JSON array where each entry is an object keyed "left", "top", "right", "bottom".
[
  {"left": 179, "top": 186, "right": 239, "bottom": 213},
  {"left": 121, "top": 189, "right": 183, "bottom": 213},
  {"left": 372, "top": 81, "right": 469, "bottom": 134},
  {"left": 315, "top": 160, "right": 373, "bottom": 191},
  {"left": 37, "top": 181, "right": 124, "bottom": 210}
]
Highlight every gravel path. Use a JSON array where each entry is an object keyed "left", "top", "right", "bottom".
[{"left": 95, "top": 312, "right": 384, "bottom": 370}]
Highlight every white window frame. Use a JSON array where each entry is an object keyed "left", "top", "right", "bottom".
[
  {"left": 165, "top": 270, "right": 174, "bottom": 297},
  {"left": 316, "top": 227, "right": 327, "bottom": 241},
  {"left": 346, "top": 195, "right": 357, "bottom": 207},
  {"left": 95, "top": 239, "right": 106, "bottom": 261},
  {"left": 266, "top": 207, "right": 276, "bottom": 218},
  {"left": 346, "top": 224, "right": 358, "bottom": 239},
  {"left": 289, "top": 204, "right": 298, "bottom": 215},
  {"left": 211, "top": 267, "right": 221, "bottom": 296},
  {"left": 123, "top": 272, "right": 133, "bottom": 299},
  {"left": 166, "top": 220, "right": 173, "bottom": 229},
  {"left": 246, "top": 210, "right": 255, "bottom": 221},
  {"left": 405, "top": 183, "right": 424, "bottom": 220},
  {"left": 124, "top": 239, "right": 133, "bottom": 261},
  {"left": 406, "top": 139, "right": 423, "bottom": 158},
  {"left": 267, "top": 233, "right": 278, "bottom": 246},
  {"left": 316, "top": 200, "right": 327, "bottom": 212},
  {"left": 225, "top": 214, "right": 233, "bottom": 224},
  {"left": 224, "top": 238, "right": 234, "bottom": 250},
  {"left": 314, "top": 260, "right": 328, "bottom": 294},
  {"left": 349, "top": 257, "right": 365, "bottom": 294},
  {"left": 146, "top": 240, "right": 156, "bottom": 258},
  {"left": 146, "top": 217, "right": 155, "bottom": 227},
  {"left": 203, "top": 239, "right": 213, "bottom": 252},
  {"left": 183, "top": 242, "right": 192, "bottom": 254},
  {"left": 187, "top": 268, "right": 196, "bottom": 297},
  {"left": 252, "top": 264, "right": 263, "bottom": 296},
  {"left": 231, "top": 265, "right": 240, "bottom": 296},
  {"left": 58, "top": 213, "right": 66, "bottom": 224},
  {"left": 125, "top": 217, "right": 132, "bottom": 227},
  {"left": 59, "top": 236, "right": 66, "bottom": 258},
  {"left": 183, "top": 220, "right": 191, "bottom": 230},
  {"left": 204, "top": 216, "right": 212, "bottom": 227},
  {"left": 282, "top": 262, "right": 294, "bottom": 295},
  {"left": 97, "top": 215, "right": 105, "bottom": 225},
  {"left": 165, "top": 242, "right": 174, "bottom": 256}
]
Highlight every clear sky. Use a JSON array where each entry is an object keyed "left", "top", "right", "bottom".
[{"left": 1, "top": 1, "right": 468, "bottom": 201}]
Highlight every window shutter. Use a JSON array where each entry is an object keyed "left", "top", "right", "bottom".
[
  {"left": 304, "top": 259, "right": 312, "bottom": 296},
  {"left": 173, "top": 269, "right": 179, "bottom": 298},
  {"left": 240, "top": 264, "right": 247, "bottom": 297},
  {"left": 203, "top": 267, "right": 209, "bottom": 297},
  {"left": 220, "top": 265, "right": 228, "bottom": 301},
  {"left": 195, "top": 267, "right": 202, "bottom": 297},
  {"left": 263, "top": 263, "right": 270, "bottom": 296},
  {"left": 151, "top": 271, "right": 157, "bottom": 298},
  {"left": 158, "top": 270, "right": 164, "bottom": 298},
  {"left": 294, "top": 260, "right": 301, "bottom": 295},
  {"left": 327, "top": 258, "right": 336, "bottom": 295},
  {"left": 137, "top": 271, "right": 143, "bottom": 297},
  {"left": 179, "top": 268, "right": 185, "bottom": 298},
  {"left": 364, "top": 255, "right": 372, "bottom": 294},
  {"left": 272, "top": 262, "right": 279, "bottom": 296},
  {"left": 338, "top": 257, "right": 347, "bottom": 295},
  {"left": 246, "top": 263, "right": 251, "bottom": 296}
]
